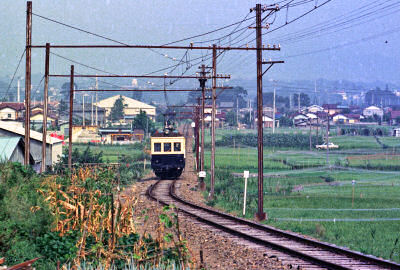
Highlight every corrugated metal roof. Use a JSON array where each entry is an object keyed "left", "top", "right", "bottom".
[
  {"left": 0, "top": 137, "right": 20, "bottom": 160},
  {"left": 0, "top": 121, "right": 63, "bottom": 144}
]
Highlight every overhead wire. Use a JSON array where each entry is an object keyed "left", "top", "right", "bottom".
[
  {"left": 4, "top": 49, "right": 26, "bottom": 101},
  {"left": 274, "top": 0, "right": 400, "bottom": 45}
]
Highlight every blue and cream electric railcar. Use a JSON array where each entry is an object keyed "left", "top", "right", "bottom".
[{"left": 150, "top": 132, "right": 185, "bottom": 179}]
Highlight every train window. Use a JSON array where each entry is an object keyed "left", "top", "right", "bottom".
[
  {"left": 164, "top": 142, "right": 172, "bottom": 152},
  {"left": 154, "top": 143, "right": 161, "bottom": 152},
  {"left": 174, "top": 142, "right": 181, "bottom": 151}
]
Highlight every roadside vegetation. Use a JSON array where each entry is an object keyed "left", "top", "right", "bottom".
[{"left": 0, "top": 144, "right": 192, "bottom": 269}]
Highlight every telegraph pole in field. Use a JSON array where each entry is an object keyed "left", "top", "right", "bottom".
[
  {"left": 68, "top": 65, "right": 74, "bottom": 170},
  {"left": 24, "top": 1, "right": 32, "bottom": 166},
  {"left": 210, "top": 44, "right": 217, "bottom": 198},
  {"left": 95, "top": 75, "right": 98, "bottom": 126},
  {"left": 41, "top": 43, "right": 50, "bottom": 173},
  {"left": 251, "top": 3, "right": 283, "bottom": 221},
  {"left": 198, "top": 65, "right": 208, "bottom": 172}
]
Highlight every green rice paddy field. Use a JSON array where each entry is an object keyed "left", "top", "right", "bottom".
[{"left": 202, "top": 131, "right": 400, "bottom": 262}]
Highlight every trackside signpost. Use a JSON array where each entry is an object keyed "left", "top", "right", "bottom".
[
  {"left": 243, "top": 170, "right": 249, "bottom": 216},
  {"left": 199, "top": 171, "right": 206, "bottom": 191}
]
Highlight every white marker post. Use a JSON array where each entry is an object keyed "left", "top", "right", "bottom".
[
  {"left": 243, "top": 170, "right": 249, "bottom": 216},
  {"left": 199, "top": 171, "right": 206, "bottom": 191},
  {"left": 352, "top": 180, "right": 356, "bottom": 208}
]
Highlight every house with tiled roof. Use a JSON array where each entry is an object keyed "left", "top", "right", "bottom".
[{"left": 0, "top": 102, "right": 25, "bottom": 120}]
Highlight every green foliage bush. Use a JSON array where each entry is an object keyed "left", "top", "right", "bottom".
[
  {"left": 217, "top": 133, "right": 323, "bottom": 149},
  {"left": 0, "top": 163, "right": 54, "bottom": 269}
]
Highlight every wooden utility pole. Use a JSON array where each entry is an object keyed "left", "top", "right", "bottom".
[
  {"left": 326, "top": 109, "right": 330, "bottom": 166},
  {"left": 24, "top": 1, "right": 32, "bottom": 166},
  {"left": 41, "top": 43, "right": 50, "bottom": 173},
  {"left": 68, "top": 65, "right": 74, "bottom": 170},
  {"left": 309, "top": 119, "right": 312, "bottom": 151},
  {"left": 95, "top": 75, "right": 98, "bottom": 126},
  {"left": 198, "top": 65, "right": 208, "bottom": 172},
  {"left": 251, "top": 3, "right": 283, "bottom": 221},
  {"left": 195, "top": 98, "right": 200, "bottom": 172},
  {"left": 210, "top": 44, "right": 217, "bottom": 198},
  {"left": 91, "top": 95, "right": 94, "bottom": 126},
  {"left": 273, "top": 87, "right": 276, "bottom": 134},
  {"left": 298, "top": 92, "right": 301, "bottom": 112},
  {"left": 82, "top": 94, "right": 85, "bottom": 126},
  {"left": 255, "top": 3, "right": 266, "bottom": 221}
]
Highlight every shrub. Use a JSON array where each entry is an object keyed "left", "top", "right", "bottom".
[{"left": 217, "top": 133, "right": 324, "bottom": 149}]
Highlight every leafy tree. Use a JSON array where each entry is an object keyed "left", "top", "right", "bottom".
[
  {"left": 396, "top": 116, "right": 400, "bottom": 125},
  {"left": 131, "top": 89, "right": 142, "bottom": 101},
  {"left": 110, "top": 95, "right": 125, "bottom": 120},
  {"left": 217, "top": 86, "right": 248, "bottom": 108},
  {"left": 226, "top": 110, "right": 237, "bottom": 127},
  {"left": 279, "top": 116, "right": 293, "bottom": 127},
  {"left": 132, "top": 110, "right": 155, "bottom": 135},
  {"left": 60, "top": 82, "right": 77, "bottom": 100},
  {"left": 241, "top": 111, "right": 252, "bottom": 126},
  {"left": 58, "top": 99, "right": 68, "bottom": 116},
  {"left": 293, "top": 93, "right": 311, "bottom": 107},
  {"left": 55, "top": 146, "right": 103, "bottom": 171}
]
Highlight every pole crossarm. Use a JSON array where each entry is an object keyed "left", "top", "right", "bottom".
[
  {"left": 262, "top": 60, "right": 284, "bottom": 65},
  {"left": 262, "top": 60, "right": 284, "bottom": 76},
  {"left": 74, "top": 89, "right": 202, "bottom": 92},
  {"left": 30, "top": 44, "right": 281, "bottom": 51},
  {"left": 49, "top": 74, "right": 231, "bottom": 79}
]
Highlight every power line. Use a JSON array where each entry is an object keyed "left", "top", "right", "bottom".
[
  {"left": 282, "top": 24, "right": 400, "bottom": 59},
  {"left": 4, "top": 49, "right": 26, "bottom": 101},
  {"left": 274, "top": 0, "right": 400, "bottom": 45},
  {"left": 32, "top": 12, "right": 179, "bottom": 62},
  {"left": 162, "top": 12, "right": 255, "bottom": 45}
]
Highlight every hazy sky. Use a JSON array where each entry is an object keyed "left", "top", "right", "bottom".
[{"left": 1, "top": 0, "right": 400, "bottom": 90}]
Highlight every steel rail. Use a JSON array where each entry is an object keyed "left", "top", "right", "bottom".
[{"left": 147, "top": 180, "right": 400, "bottom": 270}]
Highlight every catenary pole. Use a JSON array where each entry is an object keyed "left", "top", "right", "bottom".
[
  {"left": 95, "top": 75, "right": 98, "bottom": 126},
  {"left": 25, "top": 1, "right": 32, "bottom": 166},
  {"left": 198, "top": 65, "right": 207, "bottom": 172},
  {"left": 255, "top": 3, "right": 266, "bottom": 221},
  {"left": 41, "top": 43, "right": 50, "bottom": 172},
  {"left": 210, "top": 44, "right": 217, "bottom": 198},
  {"left": 68, "top": 65, "right": 74, "bottom": 170}
]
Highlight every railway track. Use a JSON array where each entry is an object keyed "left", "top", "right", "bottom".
[
  {"left": 147, "top": 180, "right": 400, "bottom": 269},
  {"left": 145, "top": 124, "right": 400, "bottom": 269}
]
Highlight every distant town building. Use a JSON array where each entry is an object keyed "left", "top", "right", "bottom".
[
  {"left": 393, "top": 128, "right": 400, "bottom": 137},
  {"left": 0, "top": 102, "right": 24, "bottom": 120},
  {"left": 332, "top": 114, "right": 349, "bottom": 124},
  {"left": 322, "top": 104, "right": 341, "bottom": 115},
  {"left": 390, "top": 111, "right": 400, "bottom": 125},
  {"left": 307, "top": 105, "right": 324, "bottom": 113},
  {"left": 95, "top": 95, "right": 156, "bottom": 120},
  {"left": 363, "top": 106, "right": 383, "bottom": 117},
  {"left": 0, "top": 121, "right": 63, "bottom": 170},
  {"left": 31, "top": 111, "right": 57, "bottom": 127},
  {"left": 365, "top": 89, "right": 400, "bottom": 106}
]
